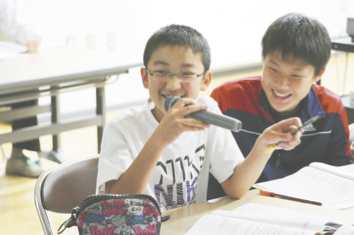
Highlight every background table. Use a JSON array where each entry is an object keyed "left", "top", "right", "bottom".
[
  {"left": 0, "top": 47, "right": 141, "bottom": 153},
  {"left": 332, "top": 37, "right": 354, "bottom": 53}
]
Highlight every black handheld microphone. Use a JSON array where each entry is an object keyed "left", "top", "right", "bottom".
[{"left": 164, "top": 96, "right": 242, "bottom": 132}]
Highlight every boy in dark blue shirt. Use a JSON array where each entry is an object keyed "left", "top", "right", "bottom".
[{"left": 209, "top": 13, "right": 350, "bottom": 200}]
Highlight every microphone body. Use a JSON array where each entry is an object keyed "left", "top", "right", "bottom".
[{"left": 164, "top": 96, "right": 242, "bottom": 132}]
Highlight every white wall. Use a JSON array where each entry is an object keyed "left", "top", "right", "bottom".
[{"left": 20, "top": 0, "right": 354, "bottom": 115}]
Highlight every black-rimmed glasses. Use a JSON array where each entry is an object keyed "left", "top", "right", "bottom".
[{"left": 146, "top": 69, "right": 204, "bottom": 83}]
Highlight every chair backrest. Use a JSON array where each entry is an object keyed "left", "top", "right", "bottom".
[{"left": 34, "top": 154, "right": 99, "bottom": 235}]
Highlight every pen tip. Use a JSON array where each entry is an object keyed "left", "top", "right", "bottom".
[{"left": 259, "top": 190, "right": 271, "bottom": 196}]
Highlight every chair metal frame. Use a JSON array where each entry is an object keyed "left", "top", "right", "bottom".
[{"left": 34, "top": 154, "right": 99, "bottom": 235}]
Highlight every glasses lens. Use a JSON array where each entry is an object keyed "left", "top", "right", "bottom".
[
  {"left": 153, "top": 71, "right": 169, "bottom": 81},
  {"left": 180, "top": 73, "right": 197, "bottom": 82}
]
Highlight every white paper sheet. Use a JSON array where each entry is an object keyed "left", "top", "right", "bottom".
[
  {"left": 309, "top": 162, "right": 354, "bottom": 181},
  {"left": 185, "top": 203, "right": 354, "bottom": 235},
  {"left": 184, "top": 214, "right": 317, "bottom": 235},
  {"left": 257, "top": 166, "right": 354, "bottom": 209}
]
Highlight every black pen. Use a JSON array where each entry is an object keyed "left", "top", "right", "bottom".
[{"left": 266, "top": 114, "right": 325, "bottom": 153}]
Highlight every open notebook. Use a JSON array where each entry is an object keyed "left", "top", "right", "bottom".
[{"left": 184, "top": 203, "right": 354, "bottom": 235}]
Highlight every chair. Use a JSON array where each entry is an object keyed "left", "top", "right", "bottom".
[{"left": 34, "top": 154, "right": 99, "bottom": 235}]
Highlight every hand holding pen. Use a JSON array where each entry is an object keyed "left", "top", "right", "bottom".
[{"left": 265, "top": 114, "right": 325, "bottom": 153}]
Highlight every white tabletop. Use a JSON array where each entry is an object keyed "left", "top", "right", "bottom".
[{"left": 0, "top": 47, "right": 142, "bottom": 95}]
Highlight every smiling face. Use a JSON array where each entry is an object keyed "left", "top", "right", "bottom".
[
  {"left": 261, "top": 51, "right": 325, "bottom": 114},
  {"left": 141, "top": 45, "right": 211, "bottom": 122}
]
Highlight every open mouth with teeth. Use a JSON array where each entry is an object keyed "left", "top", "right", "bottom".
[
  {"left": 162, "top": 94, "right": 185, "bottom": 99},
  {"left": 272, "top": 89, "right": 291, "bottom": 99}
]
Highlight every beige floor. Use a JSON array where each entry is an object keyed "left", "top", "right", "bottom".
[{"left": 0, "top": 53, "right": 353, "bottom": 234}]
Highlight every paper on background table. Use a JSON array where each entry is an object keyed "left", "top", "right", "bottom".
[
  {"left": 0, "top": 41, "right": 27, "bottom": 54},
  {"left": 256, "top": 163, "right": 354, "bottom": 209},
  {"left": 0, "top": 41, "right": 61, "bottom": 61},
  {"left": 0, "top": 51, "right": 28, "bottom": 61}
]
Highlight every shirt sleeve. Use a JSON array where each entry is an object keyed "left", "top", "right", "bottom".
[
  {"left": 0, "top": 0, "right": 42, "bottom": 45},
  {"left": 96, "top": 120, "right": 135, "bottom": 194}
]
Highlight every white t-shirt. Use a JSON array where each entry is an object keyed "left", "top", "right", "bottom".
[{"left": 96, "top": 96, "right": 244, "bottom": 211}]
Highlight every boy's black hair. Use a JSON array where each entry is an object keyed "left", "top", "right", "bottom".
[
  {"left": 143, "top": 24, "right": 211, "bottom": 72},
  {"left": 262, "top": 13, "right": 331, "bottom": 76}
]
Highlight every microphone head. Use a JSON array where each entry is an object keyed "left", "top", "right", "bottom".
[
  {"left": 232, "top": 121, "right": 242, "bottom": 132},
  {"left": 164, "top": 96, "right": 181, "bottom": 111}
]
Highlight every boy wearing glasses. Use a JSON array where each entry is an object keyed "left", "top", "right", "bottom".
[
  {"left": 208, "top": 13, "right": 351, "bottom": 200},
  {"left": 96, "top": 24, "right": 303, "bottom": 210}
]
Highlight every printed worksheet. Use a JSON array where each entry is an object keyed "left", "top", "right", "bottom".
[{"left": 256, "top": 163, "right": 354, "bottom": 209}]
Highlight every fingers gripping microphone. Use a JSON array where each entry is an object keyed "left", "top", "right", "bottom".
[{"left": 164, "top": 96, "right": 242, "bottom": 132}]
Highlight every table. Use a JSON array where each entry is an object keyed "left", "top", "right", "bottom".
[
  {"left": 161, "top": 189, "right": 354, "bottom": 234},
  {"left": 0, "top": 47, "right": 141, "bottom": 153},
  {"left": 332, "top": 37, "right": 354, "bottom": 53}
]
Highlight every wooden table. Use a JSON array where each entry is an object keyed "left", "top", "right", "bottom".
[{"left": 161, "top": 189, "right": 354, "bottom": 234}]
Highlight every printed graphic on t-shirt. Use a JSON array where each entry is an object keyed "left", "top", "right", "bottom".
[{"left": 154, "top": 144, "right": 205, "bottom": 210}]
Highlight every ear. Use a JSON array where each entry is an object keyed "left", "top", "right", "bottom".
[
  {"left": 200, "top": 71, "right": 212, "bottom": 91},
  {"left": 141, "top": 67, "right": 149, "bottom": 89},
  {"left": 315, "top": 67, "right": 326, "bottom": 83}
]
